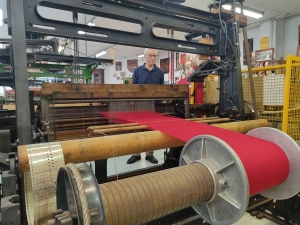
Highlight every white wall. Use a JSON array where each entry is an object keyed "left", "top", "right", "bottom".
[
  {"left": 239, "top": 26, "right": 260, "bottom": 69},
  {"left": 276, "top": 18, "right": 286, "bottom": 59},
  {"left": 104, "top": 51, "right": 187, "bottom": 84},
  {"left": 0, "top": 0, "right": 10, "bottom": 40},
  {"left": 284, "top": 14, "right": 300, "bottom": 56},
  {"left": 0, "top": 1, "right": 10, "bottom": 97},
  {"left": 157, "top": 52, "right": 182, "bottom": 84},
  {"left": 239, "top": 14, "right": 300, "bottom": 68},
  {"left": 104, "top": 57, "right": 152, "bottom": 84}
]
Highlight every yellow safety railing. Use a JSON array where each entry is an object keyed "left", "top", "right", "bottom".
[
  {"left": 204, "top": 55, "right": 300, "bottom": 141},
  {"left": 282, "top": 55, "right": 300, "bottom": 141}
]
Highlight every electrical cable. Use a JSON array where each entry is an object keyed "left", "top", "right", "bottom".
[{"left": 218, "top": 3, "right": 239, "bottom": 63}]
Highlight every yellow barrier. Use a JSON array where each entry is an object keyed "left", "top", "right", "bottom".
[
  {"left": 204, "top": 55, "right": 300, "bottom": 141},
  {"left": 282, "top": 55, "right": 300, "bottom": 140}
]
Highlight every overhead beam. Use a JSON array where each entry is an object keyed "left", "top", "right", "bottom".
[{"left": 8, "top": 0, "right": 223, "bottom": 55}]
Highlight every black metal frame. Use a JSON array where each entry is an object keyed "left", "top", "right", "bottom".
[
  {"left": 0, "top": 38, "right": 59, "bottom": 53},
  {"left": 0, "top": 52, "right": 113, "bottom": 65},
  {"left": 6, "top": 0, "right": 246, "bottom": 143},
  {"left": 8, "top": 0, "right": 32, "bottom": 145}
]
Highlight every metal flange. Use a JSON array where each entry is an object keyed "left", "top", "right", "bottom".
[
  {"left": 56, "top": 163, "right": 105, "bottom": 225},
  {"left": 179, "top": 135, "right": 249, "bottom": 225},
  {"left": 247, "top": 127, "right": 300, "bottom": 200}
]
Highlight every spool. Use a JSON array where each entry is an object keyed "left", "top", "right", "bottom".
[
  {"left": 56, "top": 163, "right": 214, "bottom": 225},
  {"left": 247, "top": 127, "right": 300, "bottom": 200},
  {"left": 54, "top": 128, "right": 300, "bottom": 225},
  {"left": 179, "top": 127, "right": 300, "bottom": 224},
  {"left": 102, "top": 111, "right": 292, "bottom": 195}
]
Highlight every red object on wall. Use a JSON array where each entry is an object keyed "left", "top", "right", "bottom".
[{"left": 171, "top": 52, "right": 174, "bottom": 84}]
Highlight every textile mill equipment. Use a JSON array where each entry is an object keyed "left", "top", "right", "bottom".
[{"left": 2, "top": 0, "right": 300, "bottom": 225}]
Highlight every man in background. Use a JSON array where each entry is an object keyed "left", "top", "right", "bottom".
[{"left": 127, "top": 48, "right": 164, "bottom": 164}]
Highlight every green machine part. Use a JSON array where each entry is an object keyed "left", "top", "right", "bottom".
[{"left": 0, "top": 62, "right": 98, "bottom": 83}]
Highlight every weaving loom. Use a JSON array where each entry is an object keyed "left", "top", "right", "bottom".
[
  {"left": 48, "top": 112, "right": 300, "bottom": 225},
  {"left": 4, "top": 0, "right": 300, "bottom": 224},
  {"left": 39, "top": 83, "right": 189, "bottom": 142},
  {"left": 12, "top": 83, "right": 299, "bottom": 225},
  {"left": 17, "top": 102, "right": 300, "bottom": 225}
]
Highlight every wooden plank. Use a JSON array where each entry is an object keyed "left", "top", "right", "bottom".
[
  {"left": 212, "top": 8, "right": 247, "bottom": 25},
  {"left": 52, "top": 91, "right": 189, "bottom": 100},
  {"left": 41, "top": 83, "right": 189, "bottom": 96}
]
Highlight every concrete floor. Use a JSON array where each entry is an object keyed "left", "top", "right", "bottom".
[{"left": 88, "top": 149, "right": 277, "bottom": 225}]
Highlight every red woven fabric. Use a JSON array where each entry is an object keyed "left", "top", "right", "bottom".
[{"left": 102, "top": 111, "right": 290, "bottom": 196}]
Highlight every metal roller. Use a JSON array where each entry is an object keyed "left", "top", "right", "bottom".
[
  {"left": 54, "top": 127, "right": 300, "bottom": 225},
  {"left": 18, "top": 119, "right": 270, "bottom": 173},
  {"left": 21, "top": 120, "right": 269, "bottom": 224}
]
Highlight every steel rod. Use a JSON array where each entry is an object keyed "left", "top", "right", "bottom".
[
  {"left": 88, "top": 123, "right": 139, "bottom": 130},
  {"left": 194, "top": 118, "right": 230, "bottom": 123},
  {"left": 186, "top": 116, "right": 219, "bottom": 121},
  {"left": 93, "top": 125, "right": 148, "bottom": 134}
]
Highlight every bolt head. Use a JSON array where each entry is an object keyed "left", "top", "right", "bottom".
[{"left": 220, "top": 178, "right": 230, "bottom": 188}]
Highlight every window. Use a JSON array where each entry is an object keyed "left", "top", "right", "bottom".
[
  {"left": 0, "top": 9, "right": 2, "bottom": 26},
  {"left": 0, "top": 9, "right": 2, "bottom": 49}
]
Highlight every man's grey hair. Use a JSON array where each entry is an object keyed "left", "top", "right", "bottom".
[{"left": 143, "top": 48, "right": 158, "bottom": 55}]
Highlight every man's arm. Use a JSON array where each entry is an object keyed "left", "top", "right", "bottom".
[{"left": 132, "top": 69, "right": 138, "bottom": 84}]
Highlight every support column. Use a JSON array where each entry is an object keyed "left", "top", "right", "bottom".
[{"left": 8, "top": 0, "right": 32, "bottom": 145}]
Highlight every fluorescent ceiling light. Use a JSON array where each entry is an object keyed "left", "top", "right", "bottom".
[
  {"left": 138, "top": 54, "right": 144, "bottom": 58},
  {"left": 88, "top": 22, "right": 95, "bottom": 26},
  {"left": 96, "top": 51, "right": 107, "bottom": 57},
  {"left": 222, "top": 5, "right": 263, "bottom": 19},
  {"left": 78, "top": 31, "right": 86, "bottom": 34}
]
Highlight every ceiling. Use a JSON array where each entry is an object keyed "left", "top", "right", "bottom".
[
  {"left": 61, "top": 0, "right": 300, "bottom": 60},
  {"left": 1, "top": 0, "right": 300, "bottom": 60}
]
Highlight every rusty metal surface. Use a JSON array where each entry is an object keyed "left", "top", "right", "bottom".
[
  {"left": 41, "top": 83, "right": 189, "bottom": 96},
  {"left": 99, "top": 163, "right": 213, "bottom": 225}
]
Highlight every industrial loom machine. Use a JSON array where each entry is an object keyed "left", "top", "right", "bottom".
[{"left": 2, "top": 0, "right": 300, "bottom": 225}]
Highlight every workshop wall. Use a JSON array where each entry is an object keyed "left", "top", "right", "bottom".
[
  {"left": 239, "top": 14, "right": 300, "bottom": 69},
  {"left": 0, "top": 1, "right": 10, "bottom": 41},
  {"left": 157, "top": 51, "right": 182, "bottom": 84},
  {"left": 239, "top": 26, "right": 260, "bottom": 70},
  {"left": 284, "top": 14, "right": 300, "bottom": 56},
  {"left": 103, "top": 57, "right": 157, "bottom": 84},
  {"left": 104, "top": 51, "right": 185, "bottom": 85}
]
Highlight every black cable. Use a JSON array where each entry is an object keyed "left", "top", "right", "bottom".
[
  {"left": 218, "top": 3, "right": 239, "bottom": 63},
  {"left": 209, "top": 56, "right": 235, "bottom": 72}
]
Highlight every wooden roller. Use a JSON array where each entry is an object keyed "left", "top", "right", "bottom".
[{"left": 18, "top": 119, "right": 269, "bottom": 173}]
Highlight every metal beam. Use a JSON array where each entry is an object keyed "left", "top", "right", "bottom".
[
  {"left": 34, "top": 53, "right": 113, "bottom": 64},
  {"left": 8, "top": 0, "right": 32, "bottom": 145},
  {"left": 0, "top": 38, "right": 58, "bottom": 52},
  {"left": 10, "top": 0, "right": 222, "bottom": 55}
]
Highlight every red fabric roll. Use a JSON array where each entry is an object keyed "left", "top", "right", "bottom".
[{"left": 101, "top": 111, "right": 290, "bottom": 196}]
